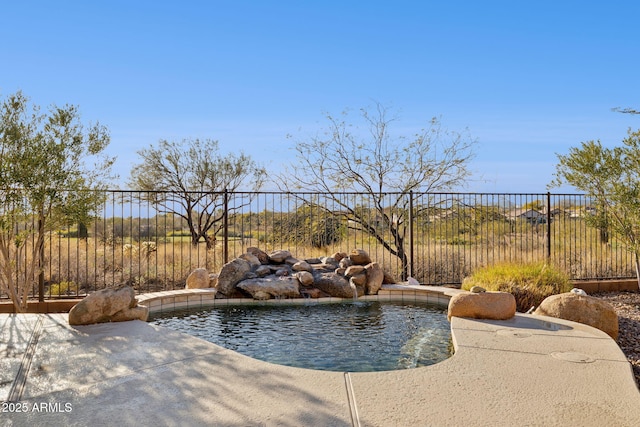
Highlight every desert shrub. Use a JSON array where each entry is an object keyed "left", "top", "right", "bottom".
[
  {"left": 268, "top": 208, "right": 345, "bottom": 248},
  {"left": 462, "top": 261, "right": 572, "bottom": 312},
  {"left": 49, "top": 281, "right": 79, "bottom": 296}
]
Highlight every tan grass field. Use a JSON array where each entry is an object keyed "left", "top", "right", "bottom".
[{"left": 35, "top": 217, "right": 636, "bottom": 298}]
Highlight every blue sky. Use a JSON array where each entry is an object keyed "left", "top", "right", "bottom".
[{"left": 2, "top": 1, "right": 639, "bottom": 193}]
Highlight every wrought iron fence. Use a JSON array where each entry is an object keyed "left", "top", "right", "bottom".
[{"left": 0, "top": 190, "right": 635, "bottom": 300}]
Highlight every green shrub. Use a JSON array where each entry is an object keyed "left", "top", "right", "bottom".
[
  {"left": 49, "top": 281, "right": 79, "bottom": 296},
  {"left": 462, "top": 262, "right": 572, "bottom": 312}
]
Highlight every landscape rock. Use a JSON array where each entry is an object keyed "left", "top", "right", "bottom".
[
  {"left": 321, "top": 256, "right": 337, "bottom": 265},
  {"left": 268, "top": 250, "right": 291, "bottom": 263},
  {"left": 312, "top": 263, "right": 338, "bottom": 273},
  {"left": 237, "top": 276, "right": 301, "bottom": 300},
  {"left": 69, "top": 286, "right": 139, "bottom": 325},
  {"left": 275, "top": 267, "right": 290, "bottom": 276},
  {"left": 216, "top": 258, "right": 252, "bottom": 296},
  {"left": 344, "top": 265, "right": 365, "bottom": 276},
  {"left": 331, "top": 252, "right": 347, "bottom": 262},
  {"left": 239, "top": 253, "right": 262, "bottom": 267},
  {"left": 296, "top": 271, "right": 315, "bottom": 286},
  {"left": 110, "top": 306, "right": 149, "bottom": 322},
  {"left": 246, "top": 247, "right": 269, "bottom": 264},
  {"left": 314, "top": 273, "right": 358, "bottom": 298},
  {"left": 255, "top": 265, "right": 272, "bottom": 277},
  {"left": 284, "top": 256, "right": 300, "bottom": 266},
  {"left": 364, "top": 262, "right": 384, "bottom": 295},
  {"left": 448, "top": 291, "right": 516, "bottom": 321},
  {"left": 350, "top": 272, "right": 367, "bottom": 287},
  {"left": 383, "top": 270, "right": 397, "bottom": 284},
  {"left": 212, "top": 248, "right": 394, "bottom": 300},
  {"left": 534, "top": 292, "right": 619, "bottom": 340},
  {"left": 349, "top": 249, "right": 372, "bottom": 265},
  {"left": 185, "top": 268, "right": 211, "bottom": 289},
  {"left": 339, "top": 257, "right": 353, "bottom": 268},
  {"left": 292, "top": 261, "right": 312, "bottom": 272}
]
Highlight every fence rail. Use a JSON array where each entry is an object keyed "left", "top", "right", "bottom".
[{"left": 0, "top": 190, "right": 635, "bottom": 300}]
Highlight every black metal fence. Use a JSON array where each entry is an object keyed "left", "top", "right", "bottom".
[{"left": 0, "top": 190, "right": 635, "bottom": 300}]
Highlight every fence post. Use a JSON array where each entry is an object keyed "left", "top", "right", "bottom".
[
  {"left": 223, "top": 189, "right": 229, "bottom": 264},
  {"left": 546, "top": 191, "right": 552, "bottom": 261},
  {"left": 409, "top": 190, "right": 414, "bottom": 279}
]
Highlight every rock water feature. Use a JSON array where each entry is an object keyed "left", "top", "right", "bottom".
[{"left": 186, "top": 248, "right": 395, "bottom": 300}]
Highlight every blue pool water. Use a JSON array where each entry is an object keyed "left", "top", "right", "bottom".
[{"left": 149, "top": 301, "right": 452, "bottom": 372}]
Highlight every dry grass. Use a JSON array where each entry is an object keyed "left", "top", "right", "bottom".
[
  {"left": 1, "top": 215, "right": 635, "bottom": 301},
  {"left": 461, "top": 261, "right": 573, "bottom": 312}
]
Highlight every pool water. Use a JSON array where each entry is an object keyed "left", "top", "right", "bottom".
[{"left": 149, "top": 301, "right": 453, "bottom": 372}]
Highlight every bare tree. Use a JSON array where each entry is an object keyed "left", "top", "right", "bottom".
[
  {"left": 280, "top": 103, "right": 476, "bottom": 279},
  {"left": 612, "top": 107, "right": 640, "bottom": 115},
  {"left": 129, "top": 138, "right": 265, "bottom": 249}
]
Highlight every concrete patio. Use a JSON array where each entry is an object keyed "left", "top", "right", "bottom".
[{"left": 2, "top": 307, "right": 639, "bottom": 426}]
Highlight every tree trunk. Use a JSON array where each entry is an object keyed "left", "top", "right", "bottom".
[
  {"left": 398, "top": 248, "right": 409, "bottom": 281},
  {"left": 635, "top": 253, "right": 640, "bottom": 291},
  {"left": 38, "top": 211, "right": 46, "bottom": 303},
  {"left": 204, "top": 234, "right": 216, "bottom": 250}
]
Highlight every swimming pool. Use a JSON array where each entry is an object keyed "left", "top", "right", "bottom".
[{"left": 149, "top": 301, "right": 453, "bottom": 372}]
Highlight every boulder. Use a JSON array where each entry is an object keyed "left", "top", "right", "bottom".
[
  {"left": 268, "top": 250, "right": 291, "bottom": 263},
  {"left": 296, "top": 271, "right": 315, "bottom": 286},
  {"left": 110, "top": 306, "right": 149, "bottom": 322},
  {"left": 239, "top": 252, "right": 262, "bottom": 267},
  {"left": 292, "top": 261, "right": 312, "bottom": 272},
  {"left": 350, "top": 272, "right": 367, "bottom": 287},
  {"left": 344, "top": 265, "right": 365, "bottom": 276},
  {"left": 185, "top": 268, "right": 211, "bottom": 289},
  {"left": 534, "top": 292, "right": 619, "bottom": 340},
  {"left": 236, "top": 276, "right": 301, "bottom": 300},
  {"left": 252, "top": 290, "right": 272, "bottom": 300},
  {"left": 321, "top": 256, "right": 338, "bottom": 265},
  {"left": 382, "top": 270, "right": 397, "bottom": 284},
  {"left": 211, "top": 248, "right": 395, "bottom": 299},
  {"left": 246, "top": 247, "right": 269, "bottom": 264},
  {"left": 364, "top": 262, "right": 384, "bottom": 295},
  {"left": 331, "top": 252, "right": 347, "bottom": 262},
  {"left": 275, "top": 267, "right": 290, "bottom": 276},
  {"left": 339, "top": 257, "right": 353, "bottom": 268},
  {"left": 349, "top": 249, "right": 372, "bottom": 265},
  {"left": 69, "top": 286, "right": 139, "bottom": 325},
  {"left": 284, "top": 256, "right": 300, "bottom": 266},
  {"left": 314, "top": 273, "right": 356, "bottom": 298},
  {"left": 255, "top": 265, "right": 272, "bottom": 277},
  {"left": 448, "top": 291, "right": 516, "bottom": 321},
  {"left": 216, "top": 258, "right": 252, "bottom": 296},
  {"left": 312, "top": 263, "right": 339, "bottom": 273}
]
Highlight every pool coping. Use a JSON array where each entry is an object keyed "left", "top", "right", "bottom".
[
  {"left": 136, "top": 284, "right": 459, "bottom": 314},
  {"left": 2, "top": 285, "right": 640, "bottom": 426}
]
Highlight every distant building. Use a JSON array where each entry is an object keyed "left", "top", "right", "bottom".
[{"left": 508, "top": 208, "right": 547, "bottom": 224}]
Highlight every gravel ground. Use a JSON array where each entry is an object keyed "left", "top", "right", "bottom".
[{"left": 592, "top": 290, "right": 640, "bottom": 389}]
